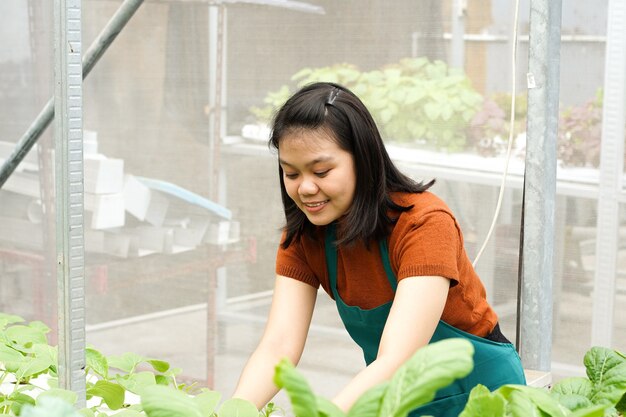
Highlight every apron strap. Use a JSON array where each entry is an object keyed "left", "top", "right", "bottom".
[
  {"left": 324, "top": 223, "right": 342, "bottom": 300},
  {"left": 379, "top": 238, "right": 398, "bottom": 291},
  {"left": 325, "top": 224, "right": 398, "bottom": 296}
]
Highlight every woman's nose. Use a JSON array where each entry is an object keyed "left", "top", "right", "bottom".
[{"left": 299, "top": 176, "right": 318, "bottom": 195}]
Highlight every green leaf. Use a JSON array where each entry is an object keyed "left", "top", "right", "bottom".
[
  {"left": 0, "top": 313, "right": 24, "bottom": 329},
  {"left": 347, "top": 382, "right": 388, "bottom": 417},
  {"left": 8, "top": 392, "right": 36, "bottom": 415},
  {"left": 0, "top": 343, "right": 25, "bottom": 370},
  {"left": 273, "top": 358, "right": 317, "bottom": 417},
  {"left": 459, "top": 384, "right": 506, "bottom": 417},
  {"left": 217, "top": 398, "right": 259, "bottom": 417},
  {"left": 154, "top": 374, "right": 173, "bottom": 386},
  {"left": 78, "top": 408, "right": 96, "bottom": 417},
  {"left": 567, "top": 404, "right": 607, "bottom": 417},
  {"left": 20, "top": 396, "right": 81, "bottom": 417},
  {"left": 499, "top": 385, "right": 567, "bottom": 417},
  {"left": 556, "top": 394, "right": 593, "bottom": 411},
  {"left": 379, "top": 338, "right": 474, "bottom": 417},
  {"left": 6, "top": 325, "right": 48, "bottom": 348},
  {"left": 423, "top": 102, "right": 441, "bottom": 121},
  {"left": 15, "top": 356, "right": 53, "bottom": 380},
  {"left": 141, "top": 385, "right": 203, "bottom": 417},
  {"left": 462, "top": 109, "right": 475, "bottom": 122},
  {"left": 146, "top": 359, "right": 170, "bottom": 373},
  {"left": 193, "top": 389, "right": 221, "bottom": 415},
  {"left": 117, "top": 372, "right": 157, "bottom": 395},
  {"left": 584, "top": 347, "right": 626, "bottom": 407},
  {"left": 86, "top": 347, "right": 109, "bottom": 379},
  {"left": 506, "top": 390, "right": 542, "bottom": 417},
  {"left": 615, "top": 392, "right": 626, "bottom": 414},
  {"left": 441, "top": 105, "right": 454, "bottom": 121},
  {"left": 405, "top": 88, "right": 426, "bottom": 105},
  {"left": 38, "top": 388, "right": 78, "bottom": 406},
  {"left": 86, "top": 380, "right": 126, "bottom": 410},
  {"left": 108, "top": 352, "right": 145, "bottom": 374},
  {"left": 28, "top": 321, "right": 51, "bottom": 334},
  {"left": 317, "top": 396, "right": 346, "bottom": 417},
  {"left": 551, "top": 377, "right": 593, "bottom": 398}
]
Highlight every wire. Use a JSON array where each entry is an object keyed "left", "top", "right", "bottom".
[{"left": 472, "top": 0, "right": 522, "bottom": 268}]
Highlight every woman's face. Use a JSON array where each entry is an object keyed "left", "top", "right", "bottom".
[{"left": 278, "top": 129, "right": 356, "bottom": 226}]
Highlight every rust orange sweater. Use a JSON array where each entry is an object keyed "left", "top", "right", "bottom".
[{"left": 275, "top": 191, "right": 498, "bottom": 337}]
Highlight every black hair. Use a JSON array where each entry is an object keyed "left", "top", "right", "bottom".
[{"left": 269, "top": 82, "right": 434, "bottom": 248}]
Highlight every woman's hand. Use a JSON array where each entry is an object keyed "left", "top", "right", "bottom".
[{"left": 332, "top": 275, "right": 450, "bottom": 412}]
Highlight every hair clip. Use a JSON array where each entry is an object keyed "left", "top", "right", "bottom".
[{"left": 327, "top": 88, "right": 340, "bottom": 105}]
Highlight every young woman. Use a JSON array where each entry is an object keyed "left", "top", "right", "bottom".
[{"left": 232, "top": 82, "right": 526, "bottom": 416}]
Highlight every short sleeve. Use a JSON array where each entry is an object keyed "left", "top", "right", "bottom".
[
  {"left": 275, "top": 232, "right": 321, "bottom": 289},
  {"left": 392, "top": 209, "right": 462, "bottom": 284}
]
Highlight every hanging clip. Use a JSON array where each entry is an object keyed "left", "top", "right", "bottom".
[{"left": 327, "top": 88, "right": 340, "bottom": 105}]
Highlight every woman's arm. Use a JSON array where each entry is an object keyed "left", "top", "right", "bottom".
[
  {"left": 232, "top": 275, "right": 318, "bottom": 409},
  {"left": 332, "top": 275, "right": 450, "bottom": 412}
]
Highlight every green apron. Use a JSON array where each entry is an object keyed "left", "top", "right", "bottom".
[{"left": 324, "top": 225, "right": 526, "bottom": 417}]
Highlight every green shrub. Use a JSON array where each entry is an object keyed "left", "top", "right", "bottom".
[{"left": 250, "top": 58, "right": 483, "bottom": 152}]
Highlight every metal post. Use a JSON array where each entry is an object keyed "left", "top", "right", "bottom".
[
  {"left": 54, "top": 0, "right": 86, "bottom": 405},
  {"left": 0, "top": 0, "right": 145, "bottom": 189},
  {"left": 450, "top": 0, "right": 466, "bottom": 69},
  {"left": 208, "top": 4, "right": 227, "bottom": 202},
  {"left": 519, "top": 0, "right": 562, "bottom": 371},
  {"left": 591, "top": 0, "right": 626, "bottom": 347}
]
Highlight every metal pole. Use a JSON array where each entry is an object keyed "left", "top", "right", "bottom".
[
  {"left": 519, "top": 0, "right": 562, "bottom": 372},
  {"left": 0, "top": 0, "right": 145, "bottom": 189},
  {"left": 591, "top": 0, "right": 626, "bottom": 347},
  {"left": 450, "top": 0, "right": 466, "bottom": 69},
  {"left": 54, "top": 0, "right": 86, "bottom": 405}
]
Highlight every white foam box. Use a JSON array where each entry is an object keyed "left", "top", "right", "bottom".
[
  {"left": 131, "top": 225, "right": 174, "bottom": 253},
  {"left": 84, "top": 154, "right": 124, "bottom": 194},
  {"left": 85, "top": 229, "right": 133, "bottom": 258},
  {"left": 84, "top": 192, "right": 125, "bottom": 229},
  {"left": 83, "top": 129, "right": 99, "bottom": 155},
  {"left": 174, "top": 217, "right": 209, "bottom": 247},
  {"left": 123, "top": 175, "right": 169, "bottom": 226},
  {"left": 204, "top": 221, "right": 231, "bottom": 245}
]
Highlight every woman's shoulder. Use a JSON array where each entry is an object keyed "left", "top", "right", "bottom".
[
  {"left": 388, "top": 191, "right": 463, "bottom": 250},
  {"left": 391, "top": 191, "right": 453, "bottom": 217}
]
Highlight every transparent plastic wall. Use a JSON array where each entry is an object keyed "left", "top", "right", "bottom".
[
  {"left": 0, "top": 0, "right": 623, "bottom": 406},
  {"left": 0, "top": 1, "right": 56, "bottom": 334}
]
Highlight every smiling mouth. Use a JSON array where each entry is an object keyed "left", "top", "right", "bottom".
[{"left": 303, "top": 200, "right": 329, "bottom": 207}]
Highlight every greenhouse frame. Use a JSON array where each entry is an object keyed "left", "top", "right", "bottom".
[{"left": 0, "top": 0, "right": 624, "bottom": 415}]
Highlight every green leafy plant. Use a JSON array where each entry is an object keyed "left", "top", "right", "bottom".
[
  {"left": 0, "top": 313, "right": 265, "bottom": 417},
  {"left": 19, "top": 396, "right": 82, "bottom": 417},
  {"left": 4, "top": 312, "right": 625, "bottom": 417},
  {"left": 550, "top": 347, "right": 626, "bottom": 417},
  {"left": 273, "top": 340, "right": 625, "bottom": 417},
  {"left": 249, "top": 58, "right": 483, "bottom": 152},
  {"left": 273, "top": 338, "right": 475, "bottom": 417}
]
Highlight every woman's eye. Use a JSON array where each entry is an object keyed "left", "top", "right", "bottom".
[
  {"left": 284, "top": 173, "right": 298, "bottom": 179},
  {"left": 315, "top": 170, "right": 329, "bottom": 177}
]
